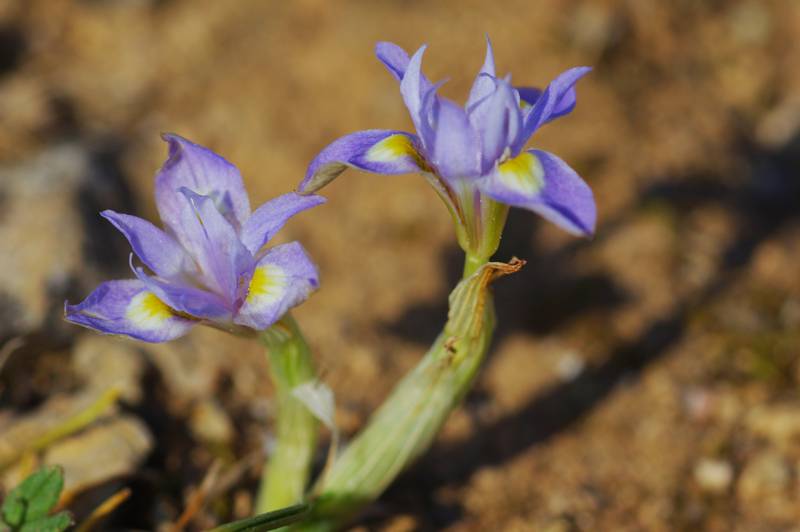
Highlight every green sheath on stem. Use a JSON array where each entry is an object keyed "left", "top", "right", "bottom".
[
  {"left": 293, "top": 258, "right": 524, "bottom": 531},
  {"left": 256, "top": 313, "right": 319, "bottom": 513}
]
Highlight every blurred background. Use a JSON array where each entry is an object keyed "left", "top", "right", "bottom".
[{"left": 1, "top": 0, "right": 799, "bottom": 530}]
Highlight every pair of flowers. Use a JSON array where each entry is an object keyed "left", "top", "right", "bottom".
[{"left": 66, "top": 39, "right": 596, "bottom": 340}]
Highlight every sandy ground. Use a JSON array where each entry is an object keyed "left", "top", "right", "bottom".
[{"left": 1, "top": 0, "right": 800, "bottom": 530}]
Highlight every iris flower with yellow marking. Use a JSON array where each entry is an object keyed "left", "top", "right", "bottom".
[
  {"left": 65, "top": 135, "right": 324, "bottom": 342},
  {"left": 299, "top": 38, "right": 596, "bottom": 260}
]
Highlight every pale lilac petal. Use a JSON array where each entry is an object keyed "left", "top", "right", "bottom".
[
  {"left": 241, "top": 192, "right": 326, "bottom": 254},
  {"left": 375, "top": 41, "right": 410, "bottom": 81},
  {"left": 430, "top": 98, "right": 481, "bottom": 181},
  {"left": 477, "top": 149, "right": 596, "bottom": 236},
  {"left": 517, "top": 86, "right": 576, "bottom": 124},
  {"left": 400, "top": 45, "right": 430, "bottom": 134},
  {"left": 519, "top": 67, "right": 591, "bottom": 146},
  {"left": 132, "top": 264, "right": 232, "bottom": 320},
  {"left": 299, "top": 130, "right": 423, "bottom": 193},
  {"left": 155, "top": 134, "right": 251, "bottom": 235},
  {"left": 234, "top": 242, "right": 319, "bottom": 330},
  {"left": 466, "top": 36, "right": 497, "bottom": 108},
  {"left": 65, "top": 280, "right": 194, "bottom": 342},
  {"left": 468, "top": 78, "right": 523, "bottom": 171},
  {"left": 101, "top": 211, "right": 190, "bottom": 279},
  {"left": 171, "top": 189, "right": 253, "bottom": 302}
]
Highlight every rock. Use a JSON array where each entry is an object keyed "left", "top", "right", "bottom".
[
  {"left": 736, "top": 449, "right": 794, "bottom": 520},
  {"left": 0, "top": 142, "right": 132, "bottom": 343},
  {"left": 189, "top": 398, "right": 234, "bottom": 444},
  {"left": 72, "top": 335, "right": 145, "bottom": 403},
  {"left": 745, "top": 403, "right": 800, "bottom": 449},
  {"left": 693, "top": 458, "right": 733, "bottom": 494}
]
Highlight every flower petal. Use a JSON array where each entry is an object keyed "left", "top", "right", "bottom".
[
  {"left": 400, "top": 45, "right": 431, "bottom": 135},
  {"left": 155, "top": 134, "right": 251, "bottom": 235},
  {"left": 466, "top": 36, "right": 497, "bottom": 108},
  {"left": 234, "top": 242, "right": 319, "bottom": 330},
  {"left": 299, "top": 130, "right": 424, "bottom": 193},
  {"left": 375, "top": 41, "right": 411, "bottom": 82},
  {"left": 65, "top": 279, "right": 195, "bottom": 342},
  {"left": 517, "top": 85, "right": 577, "bottom": 124},
  {"left": 171, "top": 189, "right": 253, "bottom": 302},
  {"left": 520, "top": 67, "right": 591, "bottom": 143},
  {"left": 478, "top": 149, "right": 596, "bottom": 236},
  {"left": 468, "top": 77, "right": 523, "bottom": 172},
  {"left": 430, "top": 98, "right": 481, "bottom": 181},
  {"left": 132, "top": 264, "right": 232, "bottom": 320},
  {"left": 241, "top": 192, "right": 326, "bottom": 255},
  {"left": 101, "top": 211, "right": 190, "bottom": 279}
]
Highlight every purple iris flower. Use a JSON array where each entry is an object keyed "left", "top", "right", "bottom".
[
  {"left": 299, "top": 38, "right": 596, "bottom": 247},
  {"left": 66, "top": 134, "right": 325, "bottom": 342}
]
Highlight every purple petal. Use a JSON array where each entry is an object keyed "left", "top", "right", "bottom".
[
  {"left": 234, "top": 242, "right": 319, "bottom": 330},
  {"left": 466, "top": 36, "right": 497, "bottom": 108},
  {"left": 520, "top": 67, "right": 591, "bottom": 145},
  {"left": 132, "top": 264, "right": 232, "bottom": 320},
  {"left": 400, "top": 45, "right": 430, "bottom": 134},
  {"left": 299, "top": 130, "right": 424, "bottom": 193},
  {"left": 171, "top": 189, "right": 253, "bottom": 303},
  {"left": 517, "top": 86, "right": 576, "bottom": 124},
  {"left": 241, "top": 192, "right": 326, "bottom": 254},
  {"left": 468, "top": 78, "right": 523, "bottom": 172},
  {"left": 101, "top": 211, "right": 190, "bottom": 279},
  {"left": 375, "top": 41, "right": 410, "bottom": 81},
  {"left": 155, "top": 134, "right": 251, "bottom": 236},
  {"left": 477, "top": 149, "right": 596, "bottom": 236},
  {"left": 430, "top": 98, "right": 481, "bottom": 181},
  {"left": 65, "top": 279, "right": 195, "bottom": 342}
]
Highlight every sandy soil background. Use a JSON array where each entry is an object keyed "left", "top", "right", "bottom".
[{"left": 1, "top": 0, "right": 800, "bottom": 530}]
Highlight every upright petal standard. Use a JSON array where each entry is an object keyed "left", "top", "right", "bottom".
[
  {"left": 66, "top": 134, "right": 325, "bottom": 342},
  {"left": 300, "top": 37, "right": 596, "bottom": 261}
]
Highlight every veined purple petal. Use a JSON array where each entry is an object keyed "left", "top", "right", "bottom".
[
  {"left": 299, "top": 130, "right": 424, "bottom": 194},
  {"left": 65, "top": 279, "right": 195, "bottom": 342},
  {"left": 241, "top": 192, "right": 326, "bottom": 255},
  {"left": 400, "top": 45, "right": 430, "bottom": 135},
  {"left": 376, "top": 41, "right": 433, "bottom": 89},
  {"left": 234, "top": 242, "right": 319, "bottom": 330},
  {"left": 132, "top": 264, "right": 232, "bottom": 320},
  {"left": 519, "top": 67, "right": 591, "bottom": 146},
  {"left": 477, "top": 149, "right": 596, "bottom": 236},
  {"left": 155, "top": 134, "right": 251, "bottom": 235},
  {"left": 172, "top": 189, "right": 254, "bottom": 302},
  {"left": 430, "top": 98, "right": 481, "bottom": 181},
  {"left": 517, "top": 86, "right": 576, "bottom": 124},
  {"left": 468, "top": 77, "right": 522, "bottom": 171},
  {"left": 101, "top": 211, "right": 190, "bottom": 279},
  {"left": 466, "top": 36, "right": 497, "bottom": 108}
]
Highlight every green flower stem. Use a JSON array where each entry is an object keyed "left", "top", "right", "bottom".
[
  {"left": 256, "top": 313, "right": 319, "bottom": 513},
  {"left": 293, "top": 259, "right": 524, "bottom": 531}
]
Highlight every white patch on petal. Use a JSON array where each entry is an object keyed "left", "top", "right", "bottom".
[
  {"left": 496, "top": 151, "right": 545, "bottom": 196},
  {"left": 126, "top": 291, "right": 176, "bottom": 330},
  {"left": 245, "top": 264, "right": 287, "bottom": 308}
]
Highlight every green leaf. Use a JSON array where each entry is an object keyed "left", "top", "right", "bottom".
[
  {"left": 210, "top": 503, "right": 310, "bottom": 532},
  {"left": 1, "top": 466, "right": 64, "bottom": 527},
  {"left": 18, "top": 512, "right": 73, "bottom": 532}
]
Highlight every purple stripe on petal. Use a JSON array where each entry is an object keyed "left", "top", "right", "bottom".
[
  {"left": 234, "top": 242, "right": 319, "bottom": 330},
  {"left": 65, "top": 279, "right": 194, "bottom": 342},
  {"left": 171, "top": 189, "right": 254, "bottom": 303},
  {"left": 466, "top": 36, "right": 497, "bottom": 108},
  {"left": 299, "top": 130, "right": 423, "bottom": 193},
  {"left": 155, "top": 134, "right": 251, "bottom": 235},
  {"left": 519, "top": 67, "right": 591, "bottom": 145},
  {"left": 477, "top": 149, "right": 596, "bottom": 236},
  {"left": 241, "top": 192, "right": 326, "bottom": 255},
  {"left": 101, "top": 211, "right": 190, "bottom": 279}
]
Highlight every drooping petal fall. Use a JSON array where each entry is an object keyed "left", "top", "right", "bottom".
[
  {"left": 155, "top": 134, "right": 251, "bottom": 234},
  {"left": 65, "top": 280, "right": 195, "bottom": 342},
  {"left": 299, "top": 130, "right": 424, "bottom": 194},
  {"left": 478, "top": 149, "right": 596, "bottom": 236},
  {"left": 234, "top": 242, "right": 319, "bottom": 330},
  {"left": 241, "top": 193, "right": 326, "bottom": 255}
]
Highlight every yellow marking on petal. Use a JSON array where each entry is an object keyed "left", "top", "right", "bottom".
[
  {"left": 497, "top": 152, "right": 545, "bottom": 196},
  {"left": 126, "top": 292, "right": 174, "bottom": 329},
  {"left": 519, "top": 99, "right": 531, "bottom": 110},
  {"left": 246, "top": 264, "right": 287, "bottom": 307},
  {"left": 365, "top": 134, "right": 426, "bottom": 169}
]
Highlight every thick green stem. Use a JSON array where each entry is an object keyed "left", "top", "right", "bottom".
[
  {"left": 292, "top": 259, "right": 524, "bottom": 531},
  {"left": 256, "top": 313, "right": 319, "bottom": 513}
]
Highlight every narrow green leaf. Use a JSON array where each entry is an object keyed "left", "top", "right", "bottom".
[
  {"left": 210, "top": 503, "right": 310, "bottom": 532},
  {"left": 1, "top": 466, "right": 64, "bottom": 527},
  {"left": 19, "top": 512, "right": 73, "bottom": 532}
]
